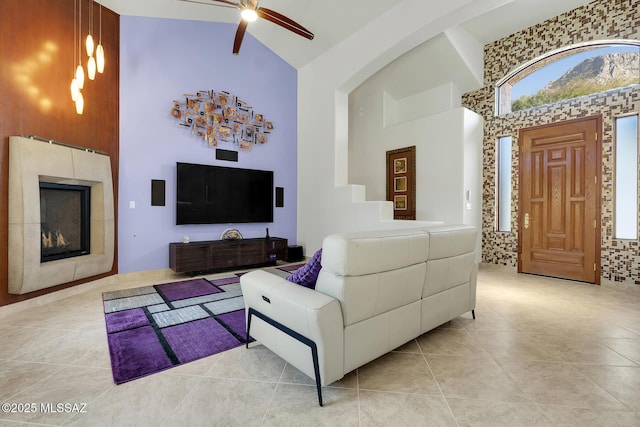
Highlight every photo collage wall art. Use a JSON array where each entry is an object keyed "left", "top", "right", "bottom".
[
  {"left": 386, "top": 145, "right": 416, "bottom": 220},
  {"left": 170, "top": 90, "right": 274, "bottom": 152}
]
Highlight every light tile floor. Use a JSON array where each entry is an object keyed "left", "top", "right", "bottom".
[{"left": 1, "top": 264, "right": 640, "bottom": 426}]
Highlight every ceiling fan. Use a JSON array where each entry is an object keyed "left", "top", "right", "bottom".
[{"left": 181, "top": 0, "right": 314, "bottom": 54}]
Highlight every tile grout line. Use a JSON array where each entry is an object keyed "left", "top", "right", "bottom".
[
  {"left": 259, "top": 359, "right": 289, "bottom": 425},
  {"left": 356, "top": 367, "right": 361, "bottom": 426},
  {"left": 459, "top": 319, "right": 547, "bottom": 416},
  {"left": 567, "top": 361, "right": 637, "bottom": 412},
  {"left": 417, "top": 338, "right": 462, "bottom": 427}
]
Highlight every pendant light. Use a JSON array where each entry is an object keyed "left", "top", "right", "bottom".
[
  {"left": 75, "top": 92, "right": 84, "bottom": 115},
  {"left": 70, "top": 0, "right": 80, "bottom": 102},
  {"left": 96, "top": 44, "right": 105, "bottom": 73},
  {"left": 86, "top": 34, "right": 94, "bottom": 57},
  {"left": 86, "top": 1, "right": 96, "bottom": 80},
  {"left": 85, "top": 0, "right": 94, "bottom": 57},
  {"left": 70, "top": 78, "right": 80, "bottom": 101},
  {"left": 87, "top": 56, "right": 96, "bottom": 80},
  {"left": 75, "top": 64, "right": 85, "bottom": 89},
  {"left": 70, "top": 0, "right": 106, "bottom": 113},
  {"left": 96, "top": 2, "right": 105, "bottom": 73},
  {"left": 75, "top": 0, "right": 85, "bottom": 90}
]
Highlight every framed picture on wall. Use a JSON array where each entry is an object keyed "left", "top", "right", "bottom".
[
  {"left": 394, "top": 176, "right": 407, "bottom": 192},
  {"left": 394, "top": 158, "right": 407, "bottom": 174},
  {"left": 394, "top": 195, "right": 407, "bottom": 210},
  {"left": 386, "top": 146, "right": 416, "bottom": 220}
]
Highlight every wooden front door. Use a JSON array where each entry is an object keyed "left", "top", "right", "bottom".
[{"left": 518, "top": 116, "right": 601, "bottom": 284}]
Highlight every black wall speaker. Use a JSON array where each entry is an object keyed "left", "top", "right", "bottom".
[
  {"left": 275, "top": 187, "right": 284, "bottom": 207},
  {"left": 151, "top": 179, "right": 165, "bottom": 206},
  {"left": 216, "top": 149, "right": 238, "bottom": 162}
]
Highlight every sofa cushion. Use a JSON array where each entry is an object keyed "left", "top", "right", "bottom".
[
  {"left": 425, "top": 224, "right": 477, "bottom": 260},
  {"left": 316, "top": 262, "right": 426, "bottom": 326},
  {"left": 321, "top": 228, "right": 429, "bottom": 276},
  {"left": 423, "top": 252, "right": 476, "bottom": 298},
  {"left": 286, "top": 248, "right": 322, "bottom": 288}
]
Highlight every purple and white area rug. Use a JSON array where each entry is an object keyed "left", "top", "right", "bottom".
[
  {"left": 102, "top": 264, "right": 306, "bottom": 384},
  {"left": 103, "top": 274, "right": 249, "bottom": 384}
]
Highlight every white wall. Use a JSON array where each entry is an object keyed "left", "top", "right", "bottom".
[
  {"left": 350, "top": 82, "right": 466, "bottom": 205},
  {"left": 297, "top": 0, "right": 499, "bottom": 253},
  {"left": 349, "top": 97, "right": 483, "bottom": 227},
  {"left": 383, "top": 83, "right": 462, "bottom": 128}
]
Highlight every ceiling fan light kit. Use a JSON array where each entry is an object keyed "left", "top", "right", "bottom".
[
  {"left": 181, "top": 0, "right": 313, "bottom": 54},
  {"left": 240, "top": 8, "right": 258, "bottom": 22}
]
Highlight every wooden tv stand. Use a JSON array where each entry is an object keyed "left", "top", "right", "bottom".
[{"left": 169, "top": 237, "right": 288, "bottom": 275}]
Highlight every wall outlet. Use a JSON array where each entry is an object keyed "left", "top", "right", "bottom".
[{"left": 129, "top": 201, "right": 135, "bottom": 209}]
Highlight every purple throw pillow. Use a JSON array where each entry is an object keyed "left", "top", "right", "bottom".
[{"left": 286, "top": 248, "right": 322, "bottom": 289}]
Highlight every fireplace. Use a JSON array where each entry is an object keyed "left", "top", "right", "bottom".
[
  {"left": 9, "top": 135, "right": 115, "bottom": 295},
  {"left": 40, "top": 182, "right": 91, "bottom": 262}
]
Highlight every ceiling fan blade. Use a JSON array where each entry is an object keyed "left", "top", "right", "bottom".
[
  {"left": 211, "top": 0, "right": 242, "bottom": 7},
  {"left": 179, "top": 0, "right": 240, "bottom": 9},
  {"left": 233, "top": 20, "right": 249, "bottom": 54},
  {"left": 257, "top": 7, "right": 314, "bottom": 40}
]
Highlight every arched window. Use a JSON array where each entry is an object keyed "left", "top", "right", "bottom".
[{"left": 496, "top": 40, "right": 640, "bottom": 115}]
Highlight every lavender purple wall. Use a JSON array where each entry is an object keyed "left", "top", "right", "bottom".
[{"left": 118, "top": 16, "right": 297, "bottom": 273}]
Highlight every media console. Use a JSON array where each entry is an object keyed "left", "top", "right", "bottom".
[{"left": 169, "top": 237, "right": 288, "bottom": 275}]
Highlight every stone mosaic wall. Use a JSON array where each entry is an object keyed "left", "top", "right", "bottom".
[{"left": 462, "top": 0, "right": 640, "bottom": 285}]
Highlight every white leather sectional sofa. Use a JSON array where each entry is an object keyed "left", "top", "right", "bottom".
[{"left": 240, "top": 224, "right": 478, "bottom": 405}]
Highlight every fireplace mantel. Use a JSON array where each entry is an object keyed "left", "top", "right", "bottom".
[{"left": 8, "top": 136, "right": 115, "bottom": 294}]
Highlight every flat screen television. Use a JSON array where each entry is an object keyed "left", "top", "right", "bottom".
[{"left": 176, "top": 162, "right": 274, "bottom": 224}]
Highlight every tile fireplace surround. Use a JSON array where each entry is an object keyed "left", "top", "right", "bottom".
[{"left": 8, "top": 136, "right": 115, "bottom": 295}]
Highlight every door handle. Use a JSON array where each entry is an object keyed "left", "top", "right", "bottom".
[{"left": 524, "top": 213, "right": 530, "bottom": 229}]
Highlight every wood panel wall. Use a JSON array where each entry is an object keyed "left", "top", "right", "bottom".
[{"left": 0, "top": 0, "right": 120, "bottom": 306}]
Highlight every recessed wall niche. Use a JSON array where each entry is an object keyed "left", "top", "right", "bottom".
[{"left": 8, "top": 136, "right": 115, "bottom": 294}]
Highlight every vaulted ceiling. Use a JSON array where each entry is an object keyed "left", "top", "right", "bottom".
[
  {"left": 99, "top": 0, "right": 595, "bottom": 98},
  {"left": 99, "top": 0, "right": 593, "bottom": 69}
]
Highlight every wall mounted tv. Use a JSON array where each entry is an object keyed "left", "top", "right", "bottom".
[{"left": 176, "top": 162, "right": 274, "bottom": 225}]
